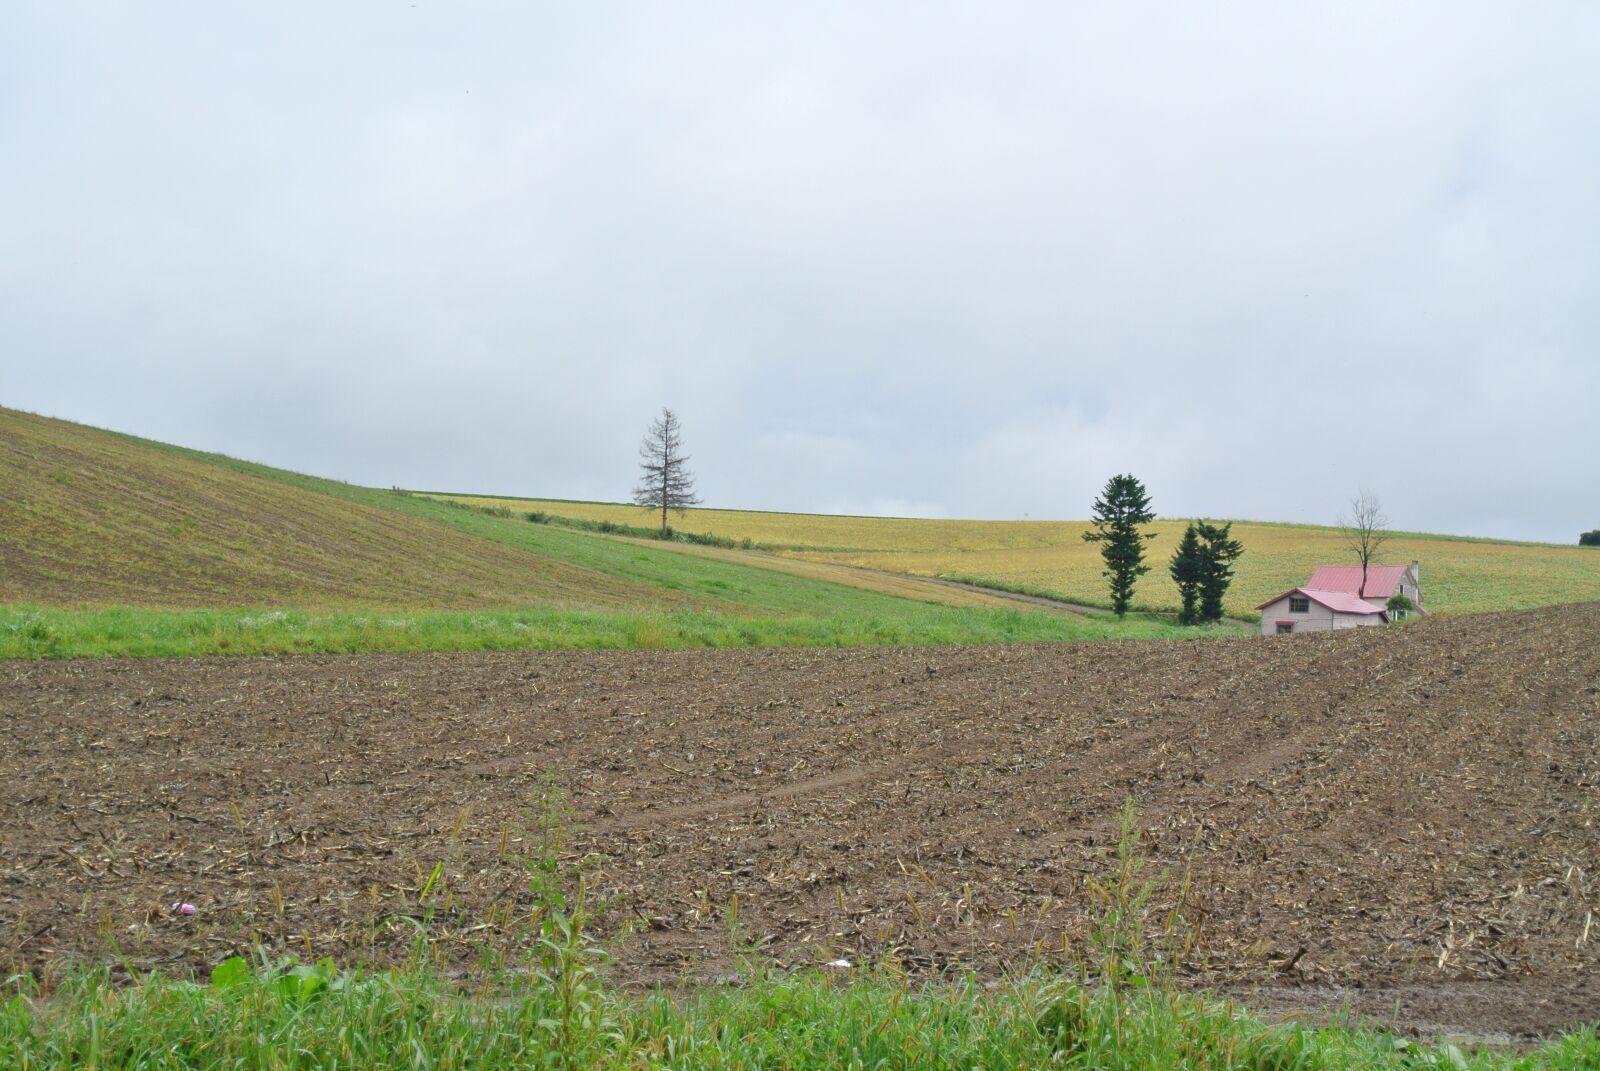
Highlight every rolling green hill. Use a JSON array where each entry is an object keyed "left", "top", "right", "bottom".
[
  {"left": 0, "top": 407, "right": 698, "bottom": 612},
  {"left": 1, "top": 408, "right": 1206, "bottom": 656},
  {"left": 438, "top": 494, "right": 1600, "bottom": 618}
]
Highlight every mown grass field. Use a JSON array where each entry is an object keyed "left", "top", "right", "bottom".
[
  {"left": 443, "top": 495, "right": 1600, "bottom": 619},
  {"left": 0, "top": 598, "right": 1205, "bottom": 660}
]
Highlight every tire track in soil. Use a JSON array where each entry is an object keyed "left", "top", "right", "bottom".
[{"left": 592, "top": 765, "right": 895, "bottom": 833}]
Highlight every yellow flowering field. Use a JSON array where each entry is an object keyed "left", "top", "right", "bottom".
[{"left": 436, "top": 496, "right": 1600, "bottom": 618}]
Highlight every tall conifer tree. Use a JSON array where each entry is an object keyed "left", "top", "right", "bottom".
[{"left": 1082, "top": 474, "right": 1156, "bottom": 617}]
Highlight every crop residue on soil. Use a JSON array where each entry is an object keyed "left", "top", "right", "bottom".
[{"left": 2, "top": 603, "right": 1596, "bottom": 1035}]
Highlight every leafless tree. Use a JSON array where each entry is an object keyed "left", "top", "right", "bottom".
[
  {"left": 1339, "top": 489, "right": 1390, "bottom": 597},
  {"left": 633, "top": 407, "right": 701, "bottom": 537}
]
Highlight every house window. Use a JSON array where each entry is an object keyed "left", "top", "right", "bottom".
[
  {"left": 1276, "top": 622, "right": 1294, "bottom": 634},
  {"left": 1288, "top": 596, "right": 1309, "bottom": 613}
]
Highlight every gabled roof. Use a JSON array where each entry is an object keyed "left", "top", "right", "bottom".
[
  {"left": 1306, "top": 564, "right": 1409, "bottom": 599},
  {"left": 1256, "top": 587, "right": 1388, "bottom": 616}
]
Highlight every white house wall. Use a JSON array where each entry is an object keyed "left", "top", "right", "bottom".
[
  {"left": 1260, "top": 596, "right": 1331, "bottom": 635},
  {"left": 1260, "top": 598, "right": 1384, "bottom": 636},
  {"left": 1333, "top": 611, "right": 1384, "bottom": 629},
  {"left": 1397, "top": 565, "right": 1422, "bottom": 610}
]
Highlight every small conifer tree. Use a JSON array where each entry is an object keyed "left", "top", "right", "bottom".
[
  {"left": 1194, "top": 520, "right": 1244, "bottom": 623},
  {"left": 1169, "top": 524, "right": 1205, "bottom": 625}
]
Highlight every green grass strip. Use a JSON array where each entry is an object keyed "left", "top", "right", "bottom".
[
  {"left": 0, "top": 602, "right": 1220, "bottom": 660},
  {"left": 2, "top": 963, "right": 1593, "bottom": 1070}
]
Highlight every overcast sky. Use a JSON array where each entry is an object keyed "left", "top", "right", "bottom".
[{"left": 4, "top": 4, "right": 1596, "bottom": 541}]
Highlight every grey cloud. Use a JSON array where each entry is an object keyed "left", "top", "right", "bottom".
[{"left": 3, "top": 3, "right": 1596, "bottom": 540}]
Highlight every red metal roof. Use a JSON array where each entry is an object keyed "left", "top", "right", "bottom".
[
  {"left": 1306, "top": 564, "right": 1407, "bottom": 599},
  {"left": 1256, "top": 587, "right": 1388, "bottom": 615}
]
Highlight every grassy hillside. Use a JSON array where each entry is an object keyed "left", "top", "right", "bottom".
[
  {"left": 440, "top": 495, "right": 1600, "bottom": 618},
  {"left": 1, "top": 409, "right": 1217, "bottom": 654},
  {"left": 0, "top": 408, "right": 712, "bottom": 612}
]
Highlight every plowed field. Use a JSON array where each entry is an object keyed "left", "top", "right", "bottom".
[{"left": 4, "top": 604, "right": 1597, "bottom": 1035}]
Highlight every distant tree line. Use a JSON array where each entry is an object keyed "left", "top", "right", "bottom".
[{"left": 1581, "top": 529, "right": 1600, "bottom": 547}]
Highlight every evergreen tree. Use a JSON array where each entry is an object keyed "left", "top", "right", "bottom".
[
  {"left": 1168, "top": 524, "right": 1205, "bottom": 625},
  {"left": 1082, "top": 474, "right": 1156, "bottom": 617},
  {"left": 1195, "top": 520, "right": 1244, "bottom": 623}
]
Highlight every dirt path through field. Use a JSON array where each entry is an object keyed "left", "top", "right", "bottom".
[
  {"left": 907, "top": 574, "right": 1116, "bottom": 613},
  {"left": 3, "top": 604, "right": 1596, "bottom": 1036},
  {"left": 595, "top": 531, "right": 1129, "bottom": 616}
]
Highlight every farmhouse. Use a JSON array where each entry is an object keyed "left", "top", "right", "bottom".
[{"left": 1258, "top": 561, "right": 1423, "bottom": 636}]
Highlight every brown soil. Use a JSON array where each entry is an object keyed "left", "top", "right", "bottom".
[{"left": 3, "top": 604, "right": 1596, "bottom": 1035}]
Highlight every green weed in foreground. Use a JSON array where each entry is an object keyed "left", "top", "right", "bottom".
[
  {"left": 2, "top": 793, "right": 1591, "bottom": 1068},
  {"left": 0, "top": 602, "right": 1227, "bottom": 660},
  {"left": 3, "top": 961, "right": 1595, "bottom": 1071}
]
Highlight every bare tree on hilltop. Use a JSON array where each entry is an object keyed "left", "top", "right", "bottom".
[
  {"left": 633, "top": 407, "right": 701, "bottom": 538},
  {"left": 1339, "top": 489, "right": 1390, "bottom": 598}
]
